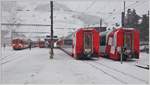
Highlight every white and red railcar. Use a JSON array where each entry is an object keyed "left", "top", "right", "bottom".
[
  {"left": 100, "top": 27, "right": 140, "bottom": 60},
  {"left": 12, "top": 38, "right": 29, "bottom": 50},
  {"left": 72, "top": 28, "right": 100, "bottom": 59},
  {"left": 38, "top": 41, "right": 45, "bottom": 48}
]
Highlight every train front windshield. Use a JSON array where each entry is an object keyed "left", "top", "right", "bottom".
[
  {"left": 84, "top": 32, "right": 92, "bottom": 53},
  {"left": 12, "top": 39, "right": 22, "bottom": 44}
]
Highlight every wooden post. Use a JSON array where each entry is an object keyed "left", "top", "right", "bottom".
[
  {"left": 121, "top": 12, "right": 125, "bottom": 27},
  {"left": 122, "top": 1, "right": 126, "bottom": 27},
  {"left": 50, "top": 1, "right": 54, "bottom": 59}
]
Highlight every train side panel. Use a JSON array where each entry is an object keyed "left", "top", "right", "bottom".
[
  {"left": 133, "top": 30, "right": 140, "bottom": 58},
  {"left": 92, "top": 30, "right": 100, "bottom": 57},
  {"left": 106, "top": 30, "right": 120, "bottom": 60},
  {"left": 73, "top": 29, "right": 84, "bottom": 59},
  {"left": 101, "top": 28, "right": 140, "bottom": 61}
]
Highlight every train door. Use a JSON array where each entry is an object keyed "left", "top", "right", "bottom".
[
  {"left": 100, "top": 35, "right": 106, "bottom": 53},
  {"left": 124, "top": 32, "right": 133, "bottom": 53},
  {"left": 84, "top": 32, "right": 93, "bottom": 55}
]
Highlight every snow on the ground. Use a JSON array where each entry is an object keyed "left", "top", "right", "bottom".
[
  {"left": 28, "top": 60, "right": 122, "bottom": 84},
  {"left": 98, "top": 57, "right": 149, "bottom": 83},
  {"left": 1, "top": 47, "right": 73, "bottom": 83},
  {"left": 137, "top": 52, "right": 149, "bottom": 67},
  {"left": 1, "top": 47, "right": 16, "bottom": 60},
  {"left": 1, "top": 47, "right": 149, "bottom": 84}
]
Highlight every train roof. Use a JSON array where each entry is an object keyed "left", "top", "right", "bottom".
[
  {"left": 99, "top": 27, "right": 139, "bottom": 37},
  {"left": 100, "top": 29, "right": 113, "bottom": 36},
  {"left": 76, "top": 28, "right": 97, "bottom": 31},
  {"left": 12, "top": 37, "right": 28, "bottom": 40},
  {"left": 64, "top": 33, "right": 73, "bottom": 40},
  {"left": 116, "top": 27, "right": 139, "bottom": 31},
  {"left": 122, "top": 28, "right": 136, "bottom": 30}
]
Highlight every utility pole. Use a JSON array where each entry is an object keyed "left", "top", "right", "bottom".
[
  {"left": 100, "top": 18, "right": 102, "bottom": 27},
  {"left": 121, "top": 12, "right": 125, "bottom": 27},
  {"left": 120, "top": 1, "right": 126, "bottom": 64},
  {"left": 99, "top": 18, "right": 102, "bottom": 32},
  {"left": 50, "top": 1, "right": 54, "bottom": 59},
  {"left": 124, "top": 1, "right": 125, "bottom": 16},
  {"left": 121, "top": 1, "right": 126, "bottom": 27}
]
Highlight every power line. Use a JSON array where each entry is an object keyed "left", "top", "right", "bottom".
[
  {"left": 105, "top": 1, "right": 139, "bottom": 21},
  {"left": 83, "top": 0, "right": 96, "bottom": 13},
  {"left": 127, "top": 1, "right": 147, "bottom": 9},
  {"left": 81, "top": 0, "right": 97, "bottom": 27},
  {"left": 104, "top": 1, "right": 146, "bottom": 22},
  {"left": 1, "top": 23, "right": 75, "bottom": 29},
  {"left": 12, "top": 32, "right": 49, "bottom": 33},
  {"left": 1, "top": 23, "right": 51, "bottom": 26}
]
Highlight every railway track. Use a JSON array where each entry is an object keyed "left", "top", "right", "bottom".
[
  {"left": 83, "top": 61, "right": 127, "bottom": 84},
  {"left": 0, "top": 52, "right": 18, "bottom": 61},
  {"left": 83, "top": 61, "right": 148, "bottom": 84},
  {"left": 0, "top": 51, "right": 28, "bottom": 65},
  {"left": 95, "top": 61, "right": 148, "bottom": 82},
  {"left": 60, "top": 48, "right": 148, "bottom": 84}
]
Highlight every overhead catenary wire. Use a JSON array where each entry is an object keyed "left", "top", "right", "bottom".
[
  {"left": 82, "top": 0, "right": 143, "bottom": 27},
  {"left": 83, "top": 0, "right": 96, "bottom": 13},
  {"left": 104, "top": 1, "right": 147, "bottom": 22},
  {"left": 1, "top": 23, "right": 51, "bottom": 26},
  {"left": 104, "top": 1, "right": 138, "bottom": 21},
  {"left": 81, "top": 0, "right": 97, "bottom": 27}
]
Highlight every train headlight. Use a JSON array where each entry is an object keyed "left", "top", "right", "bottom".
[
  {"left": 126, "top": 49, "right": 131, "bottom": 53},
  {"left": 18, "top": 44, "right": 22, "bottom": 47},
  {"left": 117, "top": 47, "right": 121, "bottom": 53},
  {"left": 85, "top": 49, "right": 91, "bottom": 53}
]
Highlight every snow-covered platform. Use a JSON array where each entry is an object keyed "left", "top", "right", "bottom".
[{"left": 0, "top": 47, "right": 149, "bottom": 84}]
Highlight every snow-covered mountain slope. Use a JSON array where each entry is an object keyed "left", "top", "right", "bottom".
[{"left": 2, "top": 1, "right": 101, "bottom": 39}]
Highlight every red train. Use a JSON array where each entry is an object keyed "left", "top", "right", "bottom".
[
  {"left": 100, "top": 27, "right": 140, "bottom": 60},
  {"left": 57, "top": 28, "right": 100, "bottom": 59},
  {"left": 44, "top": 35, "right": 58, "bottom": 48},
  {"left": 12, "top": 38, "right": 29, "bottom": 50},
  {"left": 72, "top": 28, "right": 100, "bottom": 59},
  {"left": 38, "top": 41, "right": 45, "bottom": 48},
  {"left": 11, "top": 38, "right": 41, "bottom": 50}
]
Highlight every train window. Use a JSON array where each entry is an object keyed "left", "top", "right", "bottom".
[
  {"left": 54, "top": 36, "right": 58, "bottom": 38},
  {"left": 100, "top": 35, "right": 106, "bottom": 46},
  {"left": 108, "top": 37, "right": 112, "bottom": 45},
  {"left": 109, "top": 36, "right": 116, "bottom": 47},
  {"left": 112, "top": 37, "right": 115, "bottom": 46},
  {"left": 20, "top": 40, "right": 22, "bottom": 44},
  {"left": 84, "top": 32, "right": 92, "bottom": 49},
  {"left": 12, "top": 40, "right": 16, "bottom": 43},
  {"left": 64, "top": 40, "right": 72, "bottom": 45}
]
